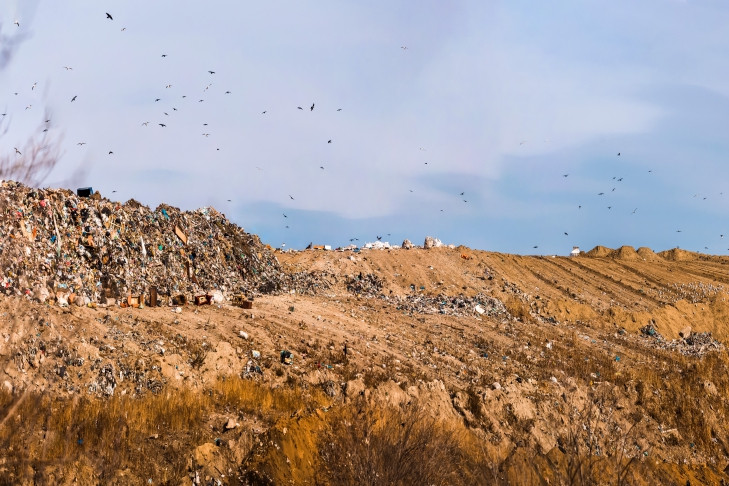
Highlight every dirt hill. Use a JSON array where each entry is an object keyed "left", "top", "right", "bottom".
[{"left": 2, "top": 188, "right": 729, "bottom": 484}]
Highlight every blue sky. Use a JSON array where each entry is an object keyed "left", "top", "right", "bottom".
[{"left": 1, "top": 1, "right": 728, "bottom": 254}]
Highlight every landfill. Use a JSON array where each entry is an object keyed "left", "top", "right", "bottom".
[{"left": 0, "top": 180, "right": 295, "bottom": 305}]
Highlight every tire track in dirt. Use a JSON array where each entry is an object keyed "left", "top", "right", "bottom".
[
  {"left": 540, "top": 257, "right": 656, "bottom": 308},
  {"left": 570, "top": 259, "right": 668, "bottom": 307}
]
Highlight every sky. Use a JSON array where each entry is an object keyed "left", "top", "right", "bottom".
[{"left": 1, "top": 1, "right": 728, "bottom": 255}]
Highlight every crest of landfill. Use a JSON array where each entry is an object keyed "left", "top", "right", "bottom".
[{"left": 0, "top": 180, "right": 292, "bottom": 306}]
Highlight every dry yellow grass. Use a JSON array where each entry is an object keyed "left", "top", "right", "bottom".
[{"left": 0, "top": 376, "right": 327, "bottom": 483}]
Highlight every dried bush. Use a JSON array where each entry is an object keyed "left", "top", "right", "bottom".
[{"left": 319, "top": 401, "right": 478, "bottom": 486}]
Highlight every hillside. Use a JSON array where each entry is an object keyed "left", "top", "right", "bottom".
[{"left": 1, "top": 186, "right": 729, "bottom": 484}]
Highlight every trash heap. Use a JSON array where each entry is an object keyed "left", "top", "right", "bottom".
[
  {"left": 640, "top": 322, "right": 723, "bottom": 357},
  {"left": 389, "top": 292, "right": 509, "bottom": 319},
  {"left": 346, "top": 273, "right": 383, "bottom": 297},
  {"left": 0, "top": 180, "right": 285, "bottom": 305}
]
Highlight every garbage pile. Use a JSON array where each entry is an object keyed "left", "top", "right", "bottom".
[
  {"left": 278, "top": 271, "right": 336, "bottom": 296},
  {"left": 346, "top": 272, "right": 383, "bottom": 297},
  {"left": 387, "top": 292, "right": 509, "bottom": 319},
  {"left": 0, "top": 180, "right": 286, "bottom": 305},
  {"left": 639, "top": 322, "right": 722, "bottom": 357}
]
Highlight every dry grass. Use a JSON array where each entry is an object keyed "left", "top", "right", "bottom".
[
  {"left": 318, "top": 399, "right": 495, "bottom": 486},
  {"left": 0, "top": 376, "right": 325, "bottom": 483}
]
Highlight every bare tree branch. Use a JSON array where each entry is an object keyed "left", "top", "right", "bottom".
[{"left": 0, "top": 110, "right": 63, "bottom": 187}]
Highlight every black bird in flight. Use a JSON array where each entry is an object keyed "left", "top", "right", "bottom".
[
  {"left": 106, "top": 12, "right": 113, "bottom": 20},
  {"left": 617, "top": 152, "right": 621, "bottom": 156},
  {"left": 310, "top": 103, "right": 315, "bottom": 111},
  {"left": 377, "top": 236, "right": 382, "bottom": 241},
  {"left": 327, "top": 140, "right": 332, "bottom": 143},
  {"left": 297, "top": 106, "right": 303, "bottom": 110},
  {"left": 208, "top": 71, "right": 215, "bottom": 74},
  {"left": 337, "top": 108, "right": 342, "bottom": 111},
  {"left": 71, "top": 95, "right": 77, "bottom": 102},
  {"left": 460, "top": 192, "right": 465, "bottom": 196},
  {"left": 564, "top": 232, "right": 569, "bottom": 236},
  {"left": 161, "top": 54, "right": 167, "bottom": 57},
  {"left": 159, "top": 123, "right": 166, "bottom": 127},
  {"left": 289, "top": 195, "right": 294, "bottom": 200},
  {"left": 108, "top": 151, "right": 113, "bottom": 154},
  {"left": 283, "top": 214, "right": 287, "bottom": 218},
  {"left": 598, "top": 192, "right": 604, "bottom": 196},
  {"left": 563, "top": 174, "right": 569, "bottom": 177}
]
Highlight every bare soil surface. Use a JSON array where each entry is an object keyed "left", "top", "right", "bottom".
[{"left": 2, "top": 245, "right": 729, "bottom": 484}]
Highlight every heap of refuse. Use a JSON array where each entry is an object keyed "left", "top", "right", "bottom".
[{"left": 0, "top": 181, "right": 286, "bottom": 305}]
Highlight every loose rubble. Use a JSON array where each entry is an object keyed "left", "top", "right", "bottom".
[
  {"left": 640, "top": 323, "right": 723, "bottom": 356},
  {"left": 0, "top": 181, "right": 289, "bottom": 305}
]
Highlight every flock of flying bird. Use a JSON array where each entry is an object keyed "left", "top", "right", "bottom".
[{"left": 4, "top": 11, "right": 725, "bottom": 253}]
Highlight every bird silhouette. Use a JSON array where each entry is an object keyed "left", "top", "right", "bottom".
[
  {"left": 564, "top": 232, "right": 569, "bottom": 236},
  {"left": 77, "top": 142, "right": 86, "bottom": 146},
  {"left": 208, "top": 71, "right": 215, "bottom": 74},
  {"left": 327, "top": 140, "right": 332, "bottom": 144},
  {"left": 161, "top": 54, "right": 167, "bottom": 57},
  {"left": 71, "top": 95, "right": 77, "bottom": 102},
  {"left": 563, "top": 174, "right": 568, "bottom": 177},
  {"left": 14, "top": 148, "right": 21, "bottom": 155},
  {"left": 13, "top": 20, "right": 19, "bottom": 27},
  {"left": 283, "top": 214, "right": 287, "bottom": 218},
  {"left": 310, "top": 103, "right": 315, "bottom": 111},
  {"left": 289, "top": 195, "right": 294, "bottom": 200},
  {"left": 598, "top": 192, "right": 604, "bottom": 196},
  {"left": 617, "top": 152, "right": 621, "bottom": 156},
  {"left": 155, "top": 98, "right": 160, "bottom": 102},
  {"left": 108, "top": 151, "right": 113, "bottom": 154},
  {"left": 377, "top": 236, "right": 382, "bottom": 241},
  {"left": 337, "top": 108, "right": 342, "bottom": 111},
  {"left": 159, "top": 123, "right": 166, "bottom": 127},
  {"left": 297, "top": 106, "right": 303, "bottom": 110},
  {"left": 106, "top": 12, "right": 113, "bottom": 20}
]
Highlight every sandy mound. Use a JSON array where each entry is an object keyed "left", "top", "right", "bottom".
[
  {"left": 585, "top": 246, "right": 613, "bottom": 258},
  {"left": 637, "top": 247, "right": 663, "bottom": 261},
  {"left": 658, "top": 248, "right": 698, "bottom": 261},
  {"left": 610, "top": 245, "right": 639, "bottom": 261}
]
